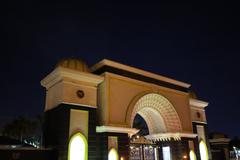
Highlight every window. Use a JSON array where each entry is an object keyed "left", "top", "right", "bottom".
[
  {"left": 189, "top": 150, "right": 197, "bottom": 160},
  {"left": 162, "top": 146, "right": 171, "bottom": 160},
  {"left": 108, "top": 148, "right": 119, "bottom": 160},
  {"left": 199, "top": 140, "right": 208, "bottom": 160},
  {"left": 68, "top": 132, "right": 88, "bottom": 160}
]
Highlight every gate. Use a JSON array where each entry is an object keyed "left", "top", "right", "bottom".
[{"left": 129, "top": 136, "right": 158, "bottom": 160}]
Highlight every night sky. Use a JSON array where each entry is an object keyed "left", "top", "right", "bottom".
[{"left": 2, "top": 1, "right": 240, "bottom": 137}]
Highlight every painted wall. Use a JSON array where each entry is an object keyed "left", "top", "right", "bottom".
[{"left": 97, "top": 72, "right": 193, "bottom": 133}]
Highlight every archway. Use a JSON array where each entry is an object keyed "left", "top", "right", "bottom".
[
  {"left": 68, "top": 132, "right": 88, "bottom": 160},
  {"left": 129, "top": 93, "right": 182, "bottom": 134},
  {"left": 129, "top": 93, "right": 182, "bottom": 160}
]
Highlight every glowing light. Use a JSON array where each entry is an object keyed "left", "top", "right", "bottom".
[
  {"left": 189, "top": 150, "right": 197, "bottom": 160},
  {"left": 68, "top": 132, "right": 88, "bottom": 160},
  {"left": 108, "top": 148, "right": 119, "bottom": 160},
  {"left": 199, "top": 141, "right": 209, "bottom": 160},
  {"left": 162, "top": 146, "right": 171, "bottom": 160},
  {"left": 183, "top": 155, "right": 187, "bottom": 159}
]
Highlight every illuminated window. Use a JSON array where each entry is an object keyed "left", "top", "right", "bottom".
[
  {"left": 199, "top": 140, "right": 208, "bottom": 160},
  {"left": 162, "top": 146, "right": 171, "bottom": 160},
  {"left": 108, "top": 148, "right": 119, "bottom": 160},
  {"left": 68, "top": 132, "right": 88, "bottom": 160},
  {"left": 189, "top": 150, "right": 197, "bottom": 160}
]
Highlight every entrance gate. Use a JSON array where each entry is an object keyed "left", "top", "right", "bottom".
[
  {"left": 129, "top": 136, "right": 158, "bottom": 160},
  {"left": 130, "top": 144, "right": 158, "bottom": 160}
]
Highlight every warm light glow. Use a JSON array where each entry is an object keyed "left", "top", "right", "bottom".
[
  {"left": 162, "top": 146, "right": 171, "bottom": 160},
  {"left": 68, "top": 132, "right": 88, "bottom": 160},
  {"left": 199, "top": 140, "right": 209, "bottom": 160},
  {"left": 120, "top": 156, "right": 124, "bottom": 160},
  {"left": 183, "top": 155, "right": 187, "bottom": 159},
  {"left": 189, "top": 150, "right": 197, "bottom": 160},
  {"left": 108, "top": 148, "right": 119, "bottom": 160}
]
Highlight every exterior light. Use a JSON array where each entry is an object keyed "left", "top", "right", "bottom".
[
  {"left": 199, "top": 140, "right": 209, "bottom": 160},
  {"left": 189, "top": 150, "right": 197, "bottom": 160},
  {"left": 183, "top": 155, "right": 187, "bottom": 159},
  {"left": 108, "top": 148, "right": 119, "bottom": 160},
  {"left": 136, "top": 135, "right": 140, "bottom": 139},
  {"left": 68, "top": 132, "right": 88, "bottom": 160}
]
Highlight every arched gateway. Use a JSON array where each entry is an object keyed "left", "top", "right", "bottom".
[
  {"left": 41, "top": 58, "right": 211, "bottom": 160},
  {"left": 128, "top": 93, "right": 182, "bottom": 134}
]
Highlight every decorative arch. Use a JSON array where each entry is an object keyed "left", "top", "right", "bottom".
[
  {"left": 127, "top": 93, "right": 182, "bottom": 134},
  {"left": 68, "top": 132, "right": 88, "bottom": 160}
]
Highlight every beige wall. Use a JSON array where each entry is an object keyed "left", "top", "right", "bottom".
[
  {"left": 69, "top": 109, "right": 89, "bottom": 138},
  {"left": 45, "top": 80, "right": 98, "bottom": 111},
  {"left": 97, "top": 72, "right": 193, "bottom": 133},
  {"left": 190, "top": 107, "right": 207, "bottom": 123}
]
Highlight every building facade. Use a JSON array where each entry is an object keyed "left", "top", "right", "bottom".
[{"left": 41, "top": 58, "right": 211, "bottom": 160}]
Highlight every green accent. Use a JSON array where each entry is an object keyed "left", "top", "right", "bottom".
[{"left": 68, "top": 132, "right": 88, "bottom": 160}]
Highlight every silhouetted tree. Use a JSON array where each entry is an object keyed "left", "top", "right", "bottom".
[{"left": 2, "top": 116, "right": 37, "bottom": 142}]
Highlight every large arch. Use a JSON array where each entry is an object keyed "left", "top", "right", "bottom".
[{"left": 127, "top": 93, "right": 182, "bottom": 134}]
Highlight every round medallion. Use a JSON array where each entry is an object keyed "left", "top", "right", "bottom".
[{"left": 76, "top": 90, "right": 85, "bottom": 98}]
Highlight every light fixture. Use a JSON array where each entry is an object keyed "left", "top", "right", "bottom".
[
  {"left": 68, "top": 132, "right": 88, "bottom": 160},
  {"left": 199, "top": 140, "right": 209, "bottom": 160},
  {"left": 108, "top": 148, "right": 119, "bottom": 160},
  {"left": 189, "top": 150, "right": 197, "bottom": 160}
]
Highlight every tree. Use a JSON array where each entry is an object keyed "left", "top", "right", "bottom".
[{"left": 2, "top": 116, "right": 37, "bottom": 142}]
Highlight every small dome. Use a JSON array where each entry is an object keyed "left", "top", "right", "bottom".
[{"left": 56, "top": 58, "right": 89, "bottom": 72}]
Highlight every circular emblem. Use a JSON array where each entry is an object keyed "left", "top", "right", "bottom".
[{"left": 76, "top": 90, "right": 84, "bottom": 98}]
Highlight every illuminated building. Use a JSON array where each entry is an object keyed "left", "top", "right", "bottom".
[{"left": 41, "top": 58, "right": 211, "bottom": 160}]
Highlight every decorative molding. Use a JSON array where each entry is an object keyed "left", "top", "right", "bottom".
[
  {"left": 131, "top": 136, "right": 154, "bottom": 144},
  {"left": 192, "top": 120, "right": 207, "bottom": 124},
  {"left": 209, "top": 138, "right": 231, "bottom": 143},
  {"left": 145, "top": 132, "right": 198, "bottom": 141},
  {"left": 62, "top": 102, "right": 97, "bottom": 109},
  {"left": 90, "top": 59, "right": 191, "bottom": 88},
  {"left": 41, "top": 67, "right": 104, "bottom": 89},
  {"left": 190, "top": 98, "right": 208, "bottom": 108},
  {"left": 130, "top": 93, "right": 182, "bottom": 134},
  {"left": 96, "top": 126, "right": 139, "bottom": 136}
]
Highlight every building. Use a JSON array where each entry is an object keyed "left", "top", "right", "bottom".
[
  {"left": 41, "top": 58, "right": 211, "bottom": 160},
  {"left": 209, "top": 132, "right": 231, "bottom": 160}
]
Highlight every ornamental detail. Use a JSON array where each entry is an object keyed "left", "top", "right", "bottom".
[{"left": 131, "top": 93, "right": 182, "bottom": 134}]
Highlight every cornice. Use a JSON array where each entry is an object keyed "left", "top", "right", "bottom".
[
  {"left": 41, "top": 67, "right": 104, "bottom": 89},
  {"left": 190, "top": 98, "right": 208, "bottom": 108},
  {"left": 90, "top": 59, "right": 191, "bottom": 89},
  {"left": 145, "top": 132, "right": 198, "bottom": 141},
  {"left": 96, "top": 126, "right": 139, "bottom": 136}
]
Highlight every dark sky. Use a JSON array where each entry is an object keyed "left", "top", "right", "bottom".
[{"left": 2, "top": 1, "right": 240, "bottom": 137}]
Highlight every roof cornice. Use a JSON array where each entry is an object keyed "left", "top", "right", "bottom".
[{"left": 90, "top": 59, "right": 191, "bottom": 88}]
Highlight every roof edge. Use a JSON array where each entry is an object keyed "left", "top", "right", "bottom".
[{"left": 90, "top": 59, "right": 191, "bottom": 89}]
